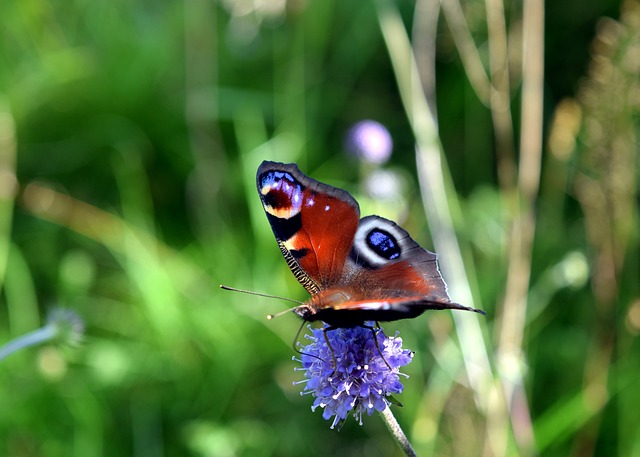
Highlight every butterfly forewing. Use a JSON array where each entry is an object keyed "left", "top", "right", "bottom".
[{"left": 257, "top": 161, "right": 360, "bottom": 294}]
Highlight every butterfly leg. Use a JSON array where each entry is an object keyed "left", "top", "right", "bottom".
[
  {"left": 301, "top": 324, "right": 394, "bottom": 373},
  {"left": 361, "top": 323, "right": 393, "bottom": 371},
  {"left": 291, "top": 321, "right": 326, "bottom": 364},
  {"left": 322, "top": 327, "right": 340, "bottom": 373}
]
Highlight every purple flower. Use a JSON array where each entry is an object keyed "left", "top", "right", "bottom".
[
  {"left": 345, "top": 120, "right": 393, "bottom": 164},
  {"left": 294, "top": 324, "right": 413, "bottom": 429}
]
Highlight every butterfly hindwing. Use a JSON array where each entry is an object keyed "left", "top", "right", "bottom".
[{"left": 346, "top": 215, "right": 450, "bottom": 302}]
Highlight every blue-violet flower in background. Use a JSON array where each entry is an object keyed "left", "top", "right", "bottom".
[
  {"left": 295, "top": 323, "right": 413, "bottom": 429},
  {"left": 0, "top": 308, "right": 84, "bottom": 361},
  {"left": 345, "top": 120, "right": 393, "bottom": 165}
]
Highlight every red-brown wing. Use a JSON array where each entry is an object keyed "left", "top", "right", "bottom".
[
  {"left": 257, "top": 161, "right": 360, "bottom": 295},
  {"left": 258, "top": 163, "right": 486, "bottom": 323},
  {"left": 339, "top": 215, "right": 452, "bottom": 301},
  {"left": 302, "top": 215, "right": 485, "bottom": 325}
]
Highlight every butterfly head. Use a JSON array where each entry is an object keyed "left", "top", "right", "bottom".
[{"left": 292, "top": 304, "right": 313, "bottom": 322}]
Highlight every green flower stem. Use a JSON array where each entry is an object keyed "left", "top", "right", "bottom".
[
  {"left": 379, "top": 406, "right": 418, "bottom": 457},
  {"left": 0, "top": 326, "right": 56, "bottom": 361}
]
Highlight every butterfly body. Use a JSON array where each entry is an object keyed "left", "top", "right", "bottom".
[
  {"left": 257, "top": 160, "right": 484, "bottom": 327},
  {"left": 297, "top": 291, "right": 450, "bottom": 327}
]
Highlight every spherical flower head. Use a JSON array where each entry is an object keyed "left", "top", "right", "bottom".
[
  {"left": 47, "top": 308, "right": 85, "bottom": 346},
  {"left": 0, "top": 308, "right": 84, "bottom": 362},
  {"left": 345, "top": 120, "right": 393, "bottom": 165},
  {"left": 295, "top": 324, "right": 413, "bottom": 429}
]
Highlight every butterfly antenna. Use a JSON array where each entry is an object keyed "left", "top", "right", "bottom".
[
  {"left": 219, "top": 285, "right": 304, "bottom": 306},
  {"left": 219, "top": 284, "right": 305, "bottom": 320}
]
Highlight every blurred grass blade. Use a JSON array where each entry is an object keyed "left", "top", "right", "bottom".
[
  {"left": 0, "top": 102, "right": 16, "bottom": 293},
  {"left": 373, "top": 0, "right": 493, "bottom": 405}
]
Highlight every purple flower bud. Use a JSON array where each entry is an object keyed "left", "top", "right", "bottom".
[{"left": 345, "top": 120, "right": 393, "bottom": 165}]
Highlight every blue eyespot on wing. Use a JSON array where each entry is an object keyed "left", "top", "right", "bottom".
[{"left": 366, "top": 229, "right": 401, "bottom": 260}]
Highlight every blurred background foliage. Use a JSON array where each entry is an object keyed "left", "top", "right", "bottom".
[{"left": 0, "top": 0, "right": 639, "bottom": 456}]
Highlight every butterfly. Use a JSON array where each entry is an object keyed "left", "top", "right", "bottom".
[{"left": 256, "top": 160, "right": 485, "bottom": 330}]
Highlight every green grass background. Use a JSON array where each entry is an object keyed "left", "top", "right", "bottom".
[{"left": 1, "top": 0, "right": 638, "bottom": 456}]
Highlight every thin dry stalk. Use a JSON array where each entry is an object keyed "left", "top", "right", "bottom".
[
  {"left": 374, "top": 0, "right": 496, "bottom": 449},
  {"left": 440, "top": 0, "right": 492, "bottom": 104},
  {"left": 496, "top": 0, "right": 544, "bottom": 454}
]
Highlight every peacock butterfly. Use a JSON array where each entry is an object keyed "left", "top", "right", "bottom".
[{"left": 256, "top": 160, "right": 485, "bottom": 329}]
